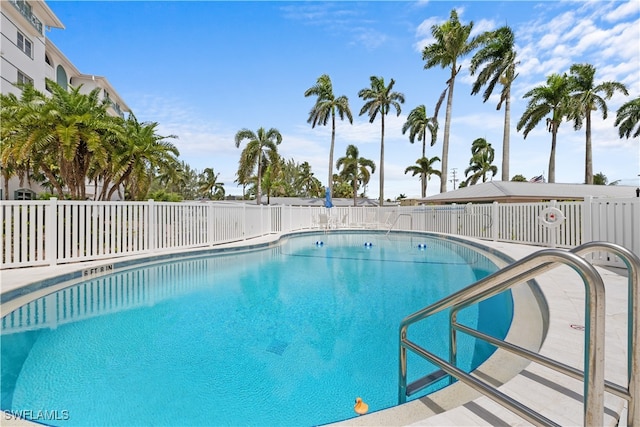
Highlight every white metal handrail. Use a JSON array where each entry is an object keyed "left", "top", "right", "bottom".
[
  {"left": 448, "top": 242, "right": 639, "bottom": 426},
  {"left": 397, "top": 243, "right": 632, "bottom": 426},
  {"left": 385, "top": 213, "right": 413, "bottom": 235}
]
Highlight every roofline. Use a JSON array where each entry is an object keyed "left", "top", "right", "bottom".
[
  {"left": 35, "top": 0, "right": 65, "bottom": 30},
  {"left": 45, "top": 40, "right": 81, "bottom": 75},
  {"left": 75, "top": 74, "right": 132, "bottom": 113}
]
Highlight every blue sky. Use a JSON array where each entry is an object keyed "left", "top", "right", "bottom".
[{"left": 46, "top": 1, "right": 640, "bottom": 199}]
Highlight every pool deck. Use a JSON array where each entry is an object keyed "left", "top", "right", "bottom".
[{"left": 0, "top": 234, "right": 632, "bottom": 427}]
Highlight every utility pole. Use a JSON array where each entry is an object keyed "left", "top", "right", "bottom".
[{"left": 450, "top": 168, "right": 459, "bottom": 190}]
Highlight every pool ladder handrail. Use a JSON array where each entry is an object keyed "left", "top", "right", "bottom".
[
  {"left": 398, "top": 241, "right": 639, "bottom": 427},
  {"left": 385, "top": 213, "right": 412, "bottom": 235}
]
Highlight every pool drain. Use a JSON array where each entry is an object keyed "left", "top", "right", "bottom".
[{"left": 266, "top": 339, "right": 289, "bottom": 356}]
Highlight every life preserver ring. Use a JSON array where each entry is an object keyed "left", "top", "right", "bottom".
[{"left": 539, "top": 206, "right": 565, "bottom": 228}]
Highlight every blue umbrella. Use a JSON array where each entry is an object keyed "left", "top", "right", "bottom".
[{"left": 324, "top": 187, "right": 333, "bottom": 208}]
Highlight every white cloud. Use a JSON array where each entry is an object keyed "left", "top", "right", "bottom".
[
  {"left": 604, "top": 0, "right": 640, "bottom": 23},
  {"left": 538, "top": 33, "right": 559, "bottom": 50},
  {"left": 414, "top": 17, "right": 441, "bottom": 53},
  {"left": 471, "top": 18, "right": 496, "bottom": 37},
  {"left": 349, "top": 27, "right": 388, "bottom": 50}
]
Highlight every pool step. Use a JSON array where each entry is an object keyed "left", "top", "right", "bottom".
[{"left": 406, "top": 369, "right": 448, "bottom": 396}]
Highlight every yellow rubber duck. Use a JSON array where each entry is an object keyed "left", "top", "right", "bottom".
[{"left": 354, "top": 397, "right": 369, "bottom": 415}]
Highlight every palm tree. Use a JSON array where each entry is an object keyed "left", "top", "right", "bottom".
[
  {"left": 170, "top": 161, "right": 198, "bottom": 200},
  {"left": 1, "top": 80, "right": 121, "bottom": 199},
  {"left": 404, "top": 156, "right": 441, "bottom": 196},
  {"left": 304, "top": 74, "right": 353, "bottom": 202},
  {"left": 402, "top": 105, "right": 438, "bottom": 197},
  {"left": 358, "top": 76, "right": 404, "bottom": 206},
  {"left": 295, "top": 161, "right": 322, "bottom": 197},
  {"left": 615, "top": 96, "right": 640, "bottom": 139},
  {"left": 260, "top": 164, "right": 282, "bottom": 204},
  {"left": 234, "top": 127, "right": 282, "bottom": 204},
  {"left": 199, "top": 167, "right": 225, "bottom": 200},
  {"left": 593, "top": 172, "right": 608, "bottom": 185},
  {"left": 568, "top": 63, "right": 629, "bottom": 184},
  {"left": 516, "top": 73, "right": 571, "bottom": 183},
  {"left": 470, "top": 26, "right": 518, "bottom": 182},
  {"left": 463, "top": 138, "right": 498, "bottom": 185},
  {"left": 336, "top": 144, "right": 376, "bottom": 206},
  {"left": 102, "top": 114, "right": 179, "bottom": 200},
  {"left": 0, "top": 91, "right": 25, "bottom": 199},
  {"left": 422, "top": 9, "right": 479, "bottom": 193}
]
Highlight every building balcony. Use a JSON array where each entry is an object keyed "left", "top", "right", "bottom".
[{"left": 9, "top": 0, "right": 43, "bottom": 35}]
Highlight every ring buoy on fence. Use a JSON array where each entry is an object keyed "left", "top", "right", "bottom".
[{"left": 539, "top": 206, "right": 565, "bottom": 228}]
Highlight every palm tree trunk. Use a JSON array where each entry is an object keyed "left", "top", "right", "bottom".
[
  {"left": 2, "top": 171, "right": 8, "bottom": 200},
  {"left": 549, "top": 126, "right": 557, "bottom": 184},
  {"left": 421, "top": 134, "right": 426, "bottom": 197},
  {"left": 329, "top": 111, "right": 336, "bottom": 195},
  {"left": 353, "top": 179, "right": 358, "bottom": 207},
  {"left": 502, "top": 87, "right": 511, "bottom": 181},
  {"left": 585, "top": 111, "right": 593, "bottom": 184},
  {"left": 256, "top": 150, "right": 262, "bottom": 205},
  {"left": 379, "top": 113, "right": 385, "bottom": 206},
  {"left": 40, "top": 164, "right": 65, "bottom": 198},
  {"left": 440, "top": 71, "right": 456, "bottom": 193},
  {"left": 107, "top": 168, "right": 131, "bottom": 201}
]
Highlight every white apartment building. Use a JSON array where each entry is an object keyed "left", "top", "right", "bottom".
[{"left": 1, "top": 0, "right": 130, "bottom": 200}]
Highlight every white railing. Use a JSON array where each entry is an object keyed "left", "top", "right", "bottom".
[{"left": 1, "top": 197, "right": 638, "bottom": 269}]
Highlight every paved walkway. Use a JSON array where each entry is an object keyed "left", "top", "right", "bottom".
[{"left": 0, "top": 235, "right": 633, "bottom": 426}]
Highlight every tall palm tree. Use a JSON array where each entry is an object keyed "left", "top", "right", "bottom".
[
  {"left": 404, "top": 156, "right": 441, "bottom": 196},
  {"left": 234, "top": 127, "right": 282, "bottom": 204},
  {"left": 304, "top": 74, "right": 353, "bottom": 202},
  {"left": 615, "top": 96, "right": 640, "bottom": 139},
  {"left": 568, "top": 63, "right": 629, "bottom": 184},
  {"left": 336, "top": 144, "right": 376, "bottom": 206},
  {"left": 516, "top": 73, "right": 571, "bottom": 183},
  {"left": 470, "top": 26, "right": 518, "bottom": 182},
  {"left": 422, "top": 9, "right": 479, "bottom": 193},
  {"left": 358, "top": 76, "right": 404, "bottom": 205},
  {"left": 463, "top": 137, "right": 498, "bottom": 185},
  {"left": 402, "top": 105, "right": 438, "bottom": 197}
]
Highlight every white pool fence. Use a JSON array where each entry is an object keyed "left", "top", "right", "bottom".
[{"left": 1, "top": 197, "right": 638, "bottom": 269}]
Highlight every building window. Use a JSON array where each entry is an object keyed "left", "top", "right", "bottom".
[
  {"left": 45, "top": 53, "right": 52, "bottom": 66},
  {"left": 56, "top": 65, "right": 68, "bottom": 90},
  {"left": 17, "top": 31, "right": 33, "bottom": 58},
  {"left": 17, "top": 70, "right": 33, "bottom": 86},
  {"left": 14, "top": 189, "right": 36, "bottom": 200}
]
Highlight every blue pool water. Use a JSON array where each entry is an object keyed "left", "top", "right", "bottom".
[{"left": 1, "top": 232, "right": 512, "bottom": 426}]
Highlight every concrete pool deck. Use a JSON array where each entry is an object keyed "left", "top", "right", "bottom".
[{"left": 0, "top": 234, "right": 632, "bottom": 426}]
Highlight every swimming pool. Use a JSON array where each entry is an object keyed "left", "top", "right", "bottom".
[{"left": 1, "top": 231, "right": 513, "bottom": 426}]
